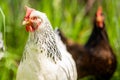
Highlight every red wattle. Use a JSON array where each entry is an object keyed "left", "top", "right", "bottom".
[{"left": 26, "top": 26, "right": 34, "bottom": 32}]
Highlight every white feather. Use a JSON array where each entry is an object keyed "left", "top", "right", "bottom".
[{"left": 16, "top": 9, "right": 77, "bottom": 80}]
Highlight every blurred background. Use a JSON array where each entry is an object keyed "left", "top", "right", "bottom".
[{"left": 0, "top": 0, "right": 120, "bottom": 80}]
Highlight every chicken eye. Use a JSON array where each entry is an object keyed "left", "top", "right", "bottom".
[
  {"left": 31, "top": 17, "right": 37, "bottom": 20},
  {"left": 24, "top": 16, "right": 29, "bottom": 20},
  {"left": 101, "top": 13, "right": 104, "bottom": 16}
]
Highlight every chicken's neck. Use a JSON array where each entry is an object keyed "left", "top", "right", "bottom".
[
  {"left": 24, "top": 24, "right": 62, "bottom": 63},
  {"left": 85, "top": 23, "right": 109, "bottom": 48}
]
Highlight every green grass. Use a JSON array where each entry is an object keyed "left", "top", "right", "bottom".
[{"left": 0, "top": 0, "right": 120, "bottom": 80}]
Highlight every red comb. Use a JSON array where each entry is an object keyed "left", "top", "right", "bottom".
[
  {"left": 96, "top": 6, "right": 102, "bottom": 16},
  {"left": 24, "top": 6, "right": 34, "bottom": 19}
]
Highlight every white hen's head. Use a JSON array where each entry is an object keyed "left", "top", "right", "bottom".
[{"left": 23, "top": 6, "right": 50, "bottom": 32}]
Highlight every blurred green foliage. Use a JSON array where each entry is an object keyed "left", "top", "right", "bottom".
[{"left": 0, "top": 0, "right": 120, "bottom": 80}]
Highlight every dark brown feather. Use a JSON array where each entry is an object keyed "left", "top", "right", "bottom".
[{"left": 58, "top": 7, "right": 117, "bottom": 80}]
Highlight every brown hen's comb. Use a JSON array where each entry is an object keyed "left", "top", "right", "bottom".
[
  {"left": 24, "top": 6, "right": 34, "bottom": 19},
  {"left": 96, "top": 6, "right": 102, "bottom": 16}
]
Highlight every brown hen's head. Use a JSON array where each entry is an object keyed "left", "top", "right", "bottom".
[
  {"left": 23, "top": 6, "right": 46, "bottom": 32},
  {"left": 95, "top": 6, "right": 104, "bottom": 28}
]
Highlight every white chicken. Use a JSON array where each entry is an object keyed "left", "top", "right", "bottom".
[{"left": 16, "top": 6, "right": 77, "bottom": 80}]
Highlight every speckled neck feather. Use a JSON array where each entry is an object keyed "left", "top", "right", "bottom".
[{"left": 22, "top": 21, "right": 62, "bottom": 63}]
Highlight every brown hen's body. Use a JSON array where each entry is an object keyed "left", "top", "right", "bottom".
[
  {"left": 58, "top": 7, "right": 117, "bottom": 80},
  {"left": 84, "top": 22, "right": 117, "bottom": 80}
]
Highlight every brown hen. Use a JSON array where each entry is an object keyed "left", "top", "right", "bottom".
[{"left": 58, "top": 6, "right": 117, "bottom": 80}]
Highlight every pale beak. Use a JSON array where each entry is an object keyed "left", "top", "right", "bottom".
[{"left": 22, "top": 21, "right": 30, "bottom": 25}]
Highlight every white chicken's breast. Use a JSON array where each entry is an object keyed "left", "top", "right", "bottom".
[{"left": 16, "top": 6, "right": 77, "bottom": 80}]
